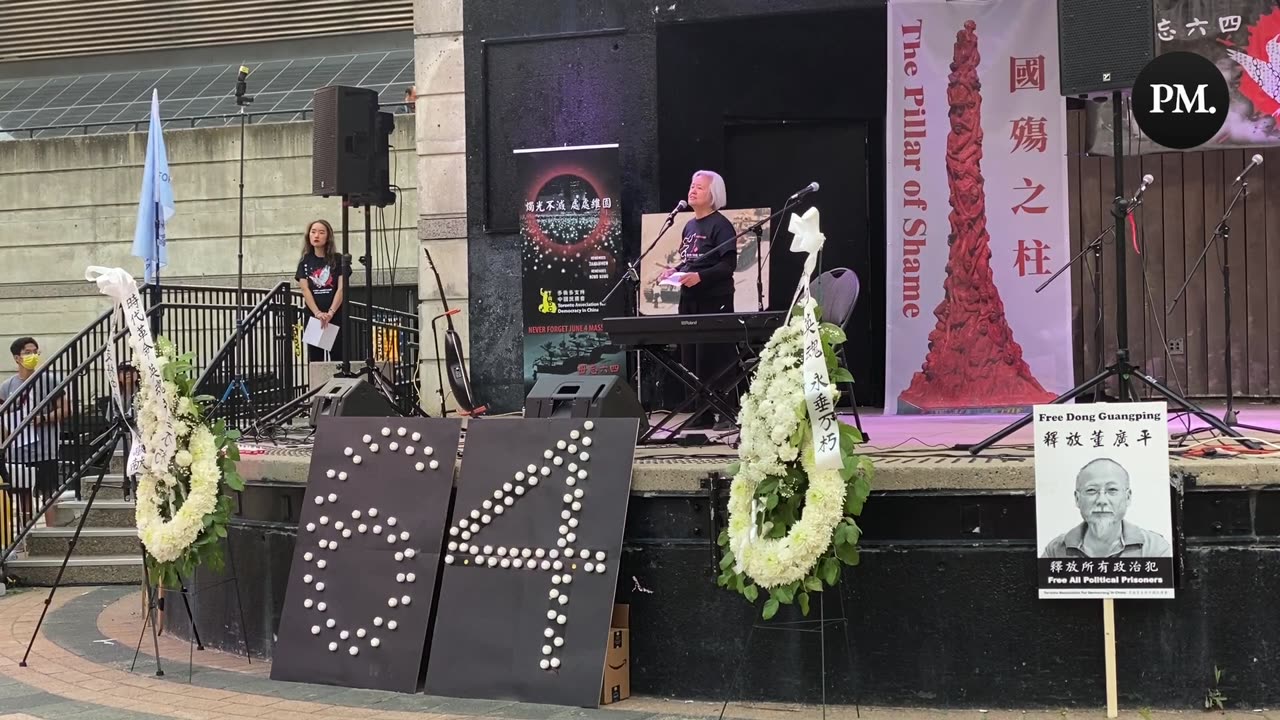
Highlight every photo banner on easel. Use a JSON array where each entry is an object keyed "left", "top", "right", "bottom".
[
  {"left": 884, "top": 0, "right": 1074, "bottom": 415},
  {"left": 1033, "top": 402, "right": 1176, "bottom": 600},
  {"left": 638, "top": 208, "right": 771, "bottom": 315},
  {"left": 515, "top": 144, "right": 627, "bottom": 396}
]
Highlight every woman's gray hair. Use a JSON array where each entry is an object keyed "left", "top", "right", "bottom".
[{"left": 693, "top": 170, "right": 728, "bottom": 210}]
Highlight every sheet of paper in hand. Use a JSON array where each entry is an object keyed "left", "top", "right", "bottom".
[{"left": 1033, "top": 402, "right": 1175, "bottom": 600}]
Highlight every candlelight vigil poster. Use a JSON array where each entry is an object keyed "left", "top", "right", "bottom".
[
  {"left": 884, "top": 0, "right": 1074, "bottom": 415},
  {"left": 1089, "top": 0, "right": 1280, "bottom": 154},
  {"left": 1034, "top": 402, "right": 1176, "bottom": 600},
  {"left": 515, "top": 144, "right": 627, "bottom": 395}
]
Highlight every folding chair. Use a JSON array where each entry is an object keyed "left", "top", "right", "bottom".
[{"left": 808, "top": 267, "right": 867, "bottom": 440}]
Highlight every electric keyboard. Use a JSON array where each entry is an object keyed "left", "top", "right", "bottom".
[{"left": 604, "top": 311, "right": 787, "bottom": 346}]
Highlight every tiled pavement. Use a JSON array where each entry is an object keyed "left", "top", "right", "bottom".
[{"left": 0, "top": 586, "right": 1270, "bottom": 720}]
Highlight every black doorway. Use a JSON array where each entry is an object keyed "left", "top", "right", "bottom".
[
  {"left": 722, "top": 121, "right": 879, "bottom": 406},
  {"left": 656, "top": 8, "right": 888, "bottom": 407}
]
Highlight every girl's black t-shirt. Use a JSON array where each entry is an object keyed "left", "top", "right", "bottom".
[{"left": 295, "top": 252, "right": 349, "bottom": 313}]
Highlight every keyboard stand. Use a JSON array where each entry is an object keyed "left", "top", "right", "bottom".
[{"left": 638, "top": 344, "right": 756, "bottom": 443}]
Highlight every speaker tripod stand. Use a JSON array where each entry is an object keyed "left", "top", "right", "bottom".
[
  {"left": 959, "top": 91, "right": 1250, "bottom": 455},
  {"left": 335, "top": 200, "right": 426, "bottom": 418}
]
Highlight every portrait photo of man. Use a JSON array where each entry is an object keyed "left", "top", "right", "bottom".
[{"left": 1041, "top": 457, "right": 1172, "bottom": 559}]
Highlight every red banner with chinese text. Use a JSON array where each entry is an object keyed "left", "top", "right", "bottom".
[
  {"left": 1089, "top": 0, "right": 1280, "bottom": 154},
  {"left": 885, "top": 0, "right": 1074, "bottom": 415}
]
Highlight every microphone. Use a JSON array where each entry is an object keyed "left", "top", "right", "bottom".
[
  {"left": 788, "top": 182, "right": 820, "bottom": 201},
  {"left": 665, "top": 200, "right": 688, "bottom": 222},
  {"left": 1127, "top": 174, "right": 1154, "bottom": 206},
  {"left": 235, "top": 65, "right": 254, "bottom": 106},
  {"left": 1233, "top": 154, "right": 1263, "bottom": 185}
]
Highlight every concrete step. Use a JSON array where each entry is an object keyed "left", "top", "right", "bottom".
[
  {"left": 77, "top": 473, "right": 130, "bottom": 501},
  {"left": 5, "top": 555, "right": 143, "bottom": 586},
  {"left": 51, "top": 499, "right": 135, "bottom": 528},
  {"left": 109, "top": 449, "right": 125, "bottom": 474},
  {"left": 25, "top": 527, "right": 140, "bottom": 557}
]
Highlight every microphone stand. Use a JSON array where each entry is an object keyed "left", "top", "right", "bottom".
[
  {"left": 1032, "top": 202, "right": 1140, "bottom": 402},
  {"left": 602, "top": 207, "right": 682, "bottom": 411},
  {"left": 752, "top": 227, "right": 765, "bottom": 312},
  {"left": 1167, "top": 176, "right": 1278, "bottom": 437},
  {"left": 602, "top": 208, "right": 682, "bottom": 312}
]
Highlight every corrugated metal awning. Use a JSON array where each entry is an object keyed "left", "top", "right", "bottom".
[{"left": 0, "top": 0, "right": 414, "bottom": 63}]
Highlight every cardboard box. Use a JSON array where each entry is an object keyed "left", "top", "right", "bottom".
[{"left": 600, "top": 604, "right": 630, "bottom": 705}]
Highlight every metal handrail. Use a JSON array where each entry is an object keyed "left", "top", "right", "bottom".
[
  {"left": 194, "top": 281, "right": 292, "bottom": 390},
  {"left": 3, "top": 102, "right": 413, "bottom": 139}
]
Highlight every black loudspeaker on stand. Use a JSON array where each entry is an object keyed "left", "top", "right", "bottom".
[
  {"left": 311, "top": 84, "right": 420, "bottom": 417},
  {"left": 960, "top": 91, "right": 1247, "bottom": 455}
]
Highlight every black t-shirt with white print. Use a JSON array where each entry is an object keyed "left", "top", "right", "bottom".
[
  {"left": 675, "top": 211, "right": 737, "bottom": 299},
  {"left": 295, "top": 252, "right": 349, "bottom": 314}
]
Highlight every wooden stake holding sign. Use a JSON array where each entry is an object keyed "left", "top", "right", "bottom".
[
  {"left": 1032, "top": 402, "right": 1176, "bottom": 716},
  {"left": 1103, "top": 598, "right": 1118, "bottom": 717}
]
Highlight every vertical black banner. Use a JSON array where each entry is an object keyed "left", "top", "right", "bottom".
[{"left": 516, "top": 144, "right": 626, "bottom": 395}]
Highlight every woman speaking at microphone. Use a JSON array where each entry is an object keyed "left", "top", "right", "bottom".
[{"left": 660, "top": 170, "right": 738, "bottom": 430}]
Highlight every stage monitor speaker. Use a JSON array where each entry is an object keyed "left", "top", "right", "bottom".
[
  {"left": 1057, "top": 0, "right": 1154, "bottom": 96},
  {"left": 309, "top": 377, "right": 396, "bottom": 427},
  {"left": 525, "top": 374, "right": 645, "bottom": 427},
  {"left": 312, "top": 85, "right": 379, "bottom": 198}
]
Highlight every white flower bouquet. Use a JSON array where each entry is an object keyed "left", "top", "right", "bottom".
[
  {"left": 131, "top": 337, "right": 244, "bottom": 589},
  {"left": 717, "top": 299, "right": 874, "bottom": 619}
]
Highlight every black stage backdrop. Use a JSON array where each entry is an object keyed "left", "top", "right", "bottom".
[{"left": 464, "top": 0, "right": 887, "bottom": 413}]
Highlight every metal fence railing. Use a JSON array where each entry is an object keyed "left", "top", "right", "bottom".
[
  {"left": 0, "top": 103, "right": 413, "bottom": 141},
  {"left": 196, "top": 286, "right": 421, "bottom": 427},
  {"left": 196, "top": 283, "right": 309, "bottom": 429},
  {"left": 346, "top": 299, "right": 421, "bottom": 416},
  {"left": 0, "top": 284, "right": 265, "bottom": 565},
  {"left": 0, "top": 281, "right": 422, "bottom": 566}
]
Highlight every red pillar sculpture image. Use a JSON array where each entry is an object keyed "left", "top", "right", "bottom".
[{"left": 899, "top": 20, "right": 1056, "bottom": 412}]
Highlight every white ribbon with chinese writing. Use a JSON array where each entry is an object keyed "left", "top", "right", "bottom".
[
  {"left": 787, "top": 208, "right": 842, "bottom": 472},
  {"left": 85, "top": 266, "right": 174, "bottom": 477}
]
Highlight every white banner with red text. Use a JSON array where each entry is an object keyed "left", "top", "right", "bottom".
[{"left": 884, "top": 0, "right": 1074, "bottom": 415}]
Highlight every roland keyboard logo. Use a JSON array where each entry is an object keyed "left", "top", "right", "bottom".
[{"left": 679, "top": 319, "right": 698, "bottom": 326}]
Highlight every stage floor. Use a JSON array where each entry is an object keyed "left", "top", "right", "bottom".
[{"left": 238, "top": 402, "right": 1280, "bottom": 493}]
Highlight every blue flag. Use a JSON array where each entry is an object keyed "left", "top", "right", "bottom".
[{"left": 131, "top": 89, "right": 175, "bottom": 285}]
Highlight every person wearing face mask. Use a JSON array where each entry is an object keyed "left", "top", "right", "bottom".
[
  {"left": 1041, "top": 457, "right": 1172, "bottom": 558},
  {"left": 0, "top": 337, "right": 69, "bottom": 520},
  {"left": 659, "top": 170, "right": 738, "bottom": 430}
]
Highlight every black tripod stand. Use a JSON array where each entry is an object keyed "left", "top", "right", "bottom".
[
  {"left": 20, "top": 425, "right": 147, "bottom": 668},
  {"left": 1166, "top": 163, "right": 1279, "bottom": 440},
  {"left": 961, "top": 91, "right": 1246, "bottom": 455},
  {"left": 336, "top": 201, "right": 425, "bottom": 417},
  {"left": 1032, "top": 202, "right": 1130, "bottom": 403}
]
